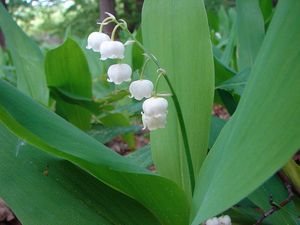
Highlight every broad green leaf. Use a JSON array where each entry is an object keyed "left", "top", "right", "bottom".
[
  {"left": 76, "top": 37, "right": 103, "bottom": 78},
  {"left": 100, "top": 113, "right": 136, "bottom": 149},
  {"left": 126, "top": 145, "right": 153, "bottom": 169},
  {"left": 214, "top": 55, "right": 235, "bottom": 86},
  {"left": 208, "top": 116, "right": 226, "bottom": 149},
  {"left": 0, "top": 125, "right": 160, "bottom": 225},
  {"left": 236, "top": 0, "right": 265, "bottom": 71},
  {"left": 0, "top": 80, "right": 190, "bottom": 225},
  {"left": 45, "top": 38, "right": 92, "bottom": 130},
  {"left": 192, "top": 0, "right": 300, "bottom": 223},
  {"left": 55, "top": 99, "right": 91, "bottom": 131},
  {"left": 216, "top": 68, "right": 250, "bottom": 96},
  {"left": 132, "top": 28, "right": 144, "bottom": 72},
  {"left": 0, "top": 4, "right": 48, "bottom": 105},
  {"left": 259, "top": 0, "right": 274, "bottom": 24},
  {"left": 88, "top": 124, "right": 140, "bottom": 144},
  {"left": 221, "top": 12, "right": 237, "bottom": 67},
  {"left": 50, "top": 87, "right": 101, "bottom": 115},
  {"left": 142, "top": 0, "right": 214, "bottom": 196},
  {"left": 216, "top": 89, "right": 238, "bottom": 115},
  {"left": 249, "top": 176, "right": 299, "bottom": 225},
  {"left": 49, "top": 87, "right": 129, "bottom": 115}
]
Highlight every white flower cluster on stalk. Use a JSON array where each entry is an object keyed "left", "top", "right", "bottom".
[
  {"left": 205, "top": 215, "right": 231, "bottom": 225},
  {"left": 86, "top": 13, "right": 168, "bottom": 131}
]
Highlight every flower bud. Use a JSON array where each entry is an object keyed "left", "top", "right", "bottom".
[
  {"left": 205, "top": 217, "right": 219, "bottom": 225},
  {"left": 100, "top": 41, "right": 125, "bottom": 60},
  {"left": 107, "top": 64, "right": 132, "bottom": 85},
  {"left": 218, "top": 215, "right": 231, "bottom": 225},
  {"left": 129, "top": 79, "right": 153, "bottom": 100},
  {"left": 142, "top": 97, "right": 168, "bottom": 131},
  {"left": 86, "top": 32, "right": 110, "bottom": 52}
]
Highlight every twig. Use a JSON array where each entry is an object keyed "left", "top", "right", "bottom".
[{"left": 254, "top": 174, "right": 294, "bottom": 225}]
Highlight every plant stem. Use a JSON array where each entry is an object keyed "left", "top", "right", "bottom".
[
  {"left": 163, "top": 75, "right": 195, "bottom": 191},
  {"left": 111, "top": 23, "right": 123, "bottom": 41},
  {"left": 254, "top": 174, "right": 294, "bottom": 225},
  {"left": 140, "top": 57, "right": 151, "bottom": 79},
  {"left": 123, "top": 27, "right": 195, "bottom": 192},
  {"left": 99, "top": 17, "right": 113, "bottom": 32}
]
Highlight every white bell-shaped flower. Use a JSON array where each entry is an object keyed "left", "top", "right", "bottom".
[
  {"left": 141, "top": 97, "right": 168, "bottom": 131},
  {"left": 142, "top": 113, "right": 167, "bottom": 131},
  {"left": 218, "top": 215, "right": 231, "bottom": 225},
  {"left": 100, "top": 41, "right": 125, "bottom": 60},
  {"left": 205, "top": 217, "right": 219, "bottom": 225},
  {"left": 86, "top": 32, "right": 110, "bottom": 52},
  {"left": 107, "top": 64, "right": 132, "bottom": 85},
  {"left": 142, "top": 97, "right": 168, "bottom": 117},
  {"left": 129, "top": 79, "right": 153, "bottom": 100}
]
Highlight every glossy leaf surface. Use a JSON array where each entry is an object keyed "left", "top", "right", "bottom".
[
  {"left": 45, "top": 38, "right": 92, "bottom": 130},
  {"left": 0, "top": 4, "right": 48, "bottom": 105},
  {"left": 0, "top": 80, "right": 190, "bottom": 225},
  {"left": 142, "top": 0, "right": 214, "bottom": 196},
  {"left": 0, "top": 126, "right": 160, "bottom": 225},
  {"left": 192, "top": 1, "right": 300, "bottom": 223}
]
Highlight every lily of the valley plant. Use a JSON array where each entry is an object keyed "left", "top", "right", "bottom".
[{"left": 0, "top": 1, "right": 300, "bottom": 225}]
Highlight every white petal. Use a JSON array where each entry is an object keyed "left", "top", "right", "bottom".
[
  {"left": 142, "top": 97, "right": 168, "bottom": 116},
  {"left": 142, "top": 113, "right": 167, "bottom": 131},
  {"left": 100, "top": 41, "right": 125, "bottom": 60},
  {"left": 218, "top": 215, "right": 231, "bottom": 225},
  {"left": 107, "top": 64, "right": 132, "bottom": 85},
  {"left": 206, "top": 217, "right": 219, "bottom": 225},
  {"left": 86, "top": 32, "right": 110, "bottom": 52},
  {"left": 129, "top": 79, "right": 153, "bottom": 101}
]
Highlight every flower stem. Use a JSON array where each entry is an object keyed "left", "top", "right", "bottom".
[
  {"left": 99, "top": 17, "right": 113, "bottom": 32},
  {"left": 122, "top": 27, "right": 195, "bottom": 192},
  {"left": 154, "top": 72, "right": 163, "bottom": 95},
  {"left": 111, "top": 23, "right": 123, "bottom": 41},
  {"left": 162, "top": 74, "right": 195, "bottom": 191},
  {"left": 140, "top": 57, "right": 151, "bottom": 79}
]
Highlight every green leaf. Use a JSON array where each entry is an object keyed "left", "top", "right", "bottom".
[
  {"left": 216, "top": 89, "right": 238, "bottom": 115},
  {"left": 88, "top": 124, "right": 141, "bottom": 144},
  {"left": 216, "top": 68, "right": 250, "bottom": 96},
  {"left": 132, "top": 28, "right": 145, "bottom": 71},
  {"left": 214, "top": 55, "right": 235, "bottom": 86},
  {"left": 209, "top": 116, "right": 226, "bottom": 149},
  {"left": 142, "top": 0, "right": 214, "bottom": 196},
  {"left": 192, "top": 1, "right": 300, "bottom": 223},
  {"left": 220, "top": 10, "right": 237, "bottom": 67},
  {"left": 236, "top": 0, "right": 265, "bottom": 70},
  {"left": 259, "top": 0, "right": 274, "bottom": 24},
  {"left": 76, "top": 37, "right": 103, "bottom": 79},
  {"left": 0, "top": 80, "right": 190, "bottom": 225},
  {"left": 0, "top": 3, "right": 48, "bottom": 105},
  {"left": 45, "top": 38, "right": 92, "bottom": 130},
  {"left": 126, "top": 145, "right": 153, "bottom": 169},
  {"left": 100, "top": 113, "right": 136, "bottom": 149},
  {"left": 0, "top": 125, "right": 160, "bottom": 225}
]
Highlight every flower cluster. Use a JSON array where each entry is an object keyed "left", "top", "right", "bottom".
[
  {"left": 205, "top": 215, "right": 231, "bottom": 225},
  {"left": 86, "top": 14, "right": 168, "bottom": 131}
]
